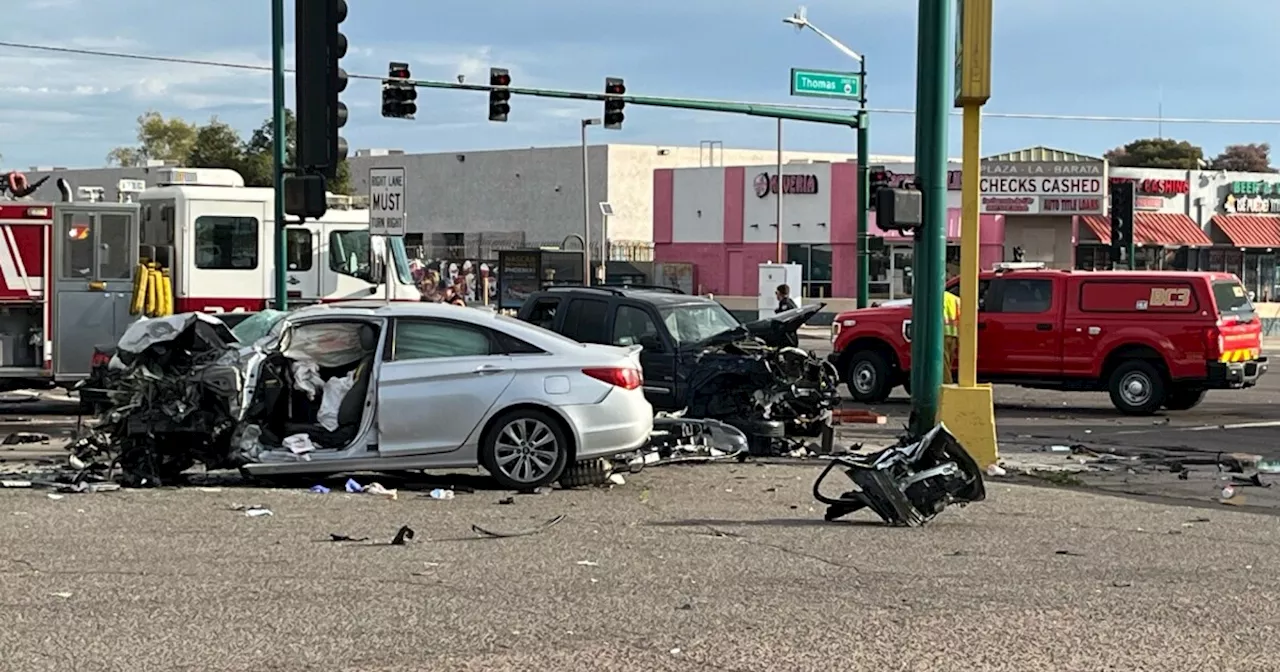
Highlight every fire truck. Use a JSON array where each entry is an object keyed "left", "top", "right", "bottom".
[{"left": 0, "top": 167, "right": 418, "bottom": 391}]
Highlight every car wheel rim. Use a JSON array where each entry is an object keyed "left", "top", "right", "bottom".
[
  {"left": 852, "top": 361, "right": 877, "bottom": 395},
  {"left": 494, "top": 418, "right": 559, "bottom": 484},
  {"left": 1120, "top": 372, "right": 1151, "bottom": 406}
]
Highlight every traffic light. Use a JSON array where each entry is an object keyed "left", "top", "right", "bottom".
[
  {"left": 603, "top": 77, "right": 626, "bottom": 130},
  {"left": 1110, "top": 179, "right": 1135, "bottom": 267},
  {"left": 488, "top": 68, "right": 511, "bottom": 122},
  {"left": 295, "top": 0, "right": 348, "bottom": 180},
  {"left": 381, "top": 62, "right": 417, "bottom": 119},
  {"left": 869, "top": 165, "right": 921, "bottom": 232}
]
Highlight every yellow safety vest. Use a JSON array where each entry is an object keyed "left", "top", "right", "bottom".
[{"left": 942, "top": 292, "right": 960, "bottom": 337}]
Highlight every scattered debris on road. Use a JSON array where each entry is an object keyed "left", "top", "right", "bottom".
[
  {"left": 2, "top": 432, "right": 51, "bottom": 446},
  {"left": 813, "top": 424, "right": 986, "bottom": 526},
  {"left": 329, "top": 533, "right": 369, "bottom": 542},
  {"left": 390, "top": 525, "right": 416, "bottom": 545},
  {"left": 471, "top": 514, "right": 566, "bottom": 539}
]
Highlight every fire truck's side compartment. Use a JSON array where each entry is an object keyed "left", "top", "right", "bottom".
[
  {"left": 0, "top": 217, "right": 47, "bottom": 371},
  {"left": 51, "top": 203, "right": 139, "bottom": 379}
]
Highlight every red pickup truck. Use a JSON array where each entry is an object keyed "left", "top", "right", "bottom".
[{"left": 828, "top": 266, "right": 1268, "bottom": 414}]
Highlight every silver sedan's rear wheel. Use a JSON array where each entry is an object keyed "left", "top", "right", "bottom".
[{"left": 481, "top": 409, "right": 571, "bottom": 489}]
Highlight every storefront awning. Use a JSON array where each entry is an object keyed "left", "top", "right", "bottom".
[
  {"left": 1210, "top": 215, "right": 1280, "bottom": 248},
  {"left": 1079, "top": 213, "right": 1211, "bottom": 247}
]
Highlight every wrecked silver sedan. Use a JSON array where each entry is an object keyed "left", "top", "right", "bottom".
[{"left": 75, "top": 302, "right": 655, "bottom": 488}]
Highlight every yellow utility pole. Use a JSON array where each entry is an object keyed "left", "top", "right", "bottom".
[{"left": 939, "top": 0, "right": 998, "bottom": 467}]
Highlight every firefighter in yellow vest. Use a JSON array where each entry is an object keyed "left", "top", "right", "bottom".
[{"left": 942, "top": 290, "right": 960, "bottom": 384}]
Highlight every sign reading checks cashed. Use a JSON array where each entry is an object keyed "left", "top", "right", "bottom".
[{"left": 979, "top": 160, "right": 1106, "bottom": 215}]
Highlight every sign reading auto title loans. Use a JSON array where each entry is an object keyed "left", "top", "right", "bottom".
[
  {"left": 979, "top": 160, "right": 1105, "bottom": 214},
  {"left": 369, "top": 167, "right": 407, "bottom": 236}
]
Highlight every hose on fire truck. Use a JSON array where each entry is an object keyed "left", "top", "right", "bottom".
[{"left": 130, "top": 261, "right": 174, "bottom": 318}]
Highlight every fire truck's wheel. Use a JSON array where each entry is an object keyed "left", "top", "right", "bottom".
[
  {"left": 1107, "top": 360, "right": 1166, "bottom": 416},
  {"left": 846, "top": 350, "right": 892, "bottom": 404},
  {"left": 1163, "top": 386, "right": 1207, "bottom": 411}
]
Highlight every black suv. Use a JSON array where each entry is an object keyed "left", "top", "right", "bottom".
[{"left": 515, "top": 285, "right": 823, "bottom": 414}]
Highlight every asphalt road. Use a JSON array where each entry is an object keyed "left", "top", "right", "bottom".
[
  {"left": 800, "top": 331, "right": 1280, "bottom": 458},
  {"left": 3, "top": 464, "right": 1279, "bottom": 671}
]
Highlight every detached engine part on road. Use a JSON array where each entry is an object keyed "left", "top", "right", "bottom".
[{"left": 813, "top": 424, "right": 986, "bottom": 527}]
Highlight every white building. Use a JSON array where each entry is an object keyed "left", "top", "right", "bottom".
[{"left": 14, "top": 143, "right": 916, "bottom": 261}]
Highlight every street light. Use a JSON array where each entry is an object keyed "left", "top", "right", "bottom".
[
  {"left": 782, "top": 7, "right": 863, "bottom": 63},
  {"left": 581, "top": 118, "right": 602, "bottom": 286},
  {"left": 781, "top": 6, "right": 873, "bottom": 309}
]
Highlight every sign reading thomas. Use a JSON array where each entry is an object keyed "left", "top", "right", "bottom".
[
  {"left": 789, "top": 68, "right": 863, "bottom": 102},
  {"left": 369, "top": 167, "right": 406, "bottom": 236}
]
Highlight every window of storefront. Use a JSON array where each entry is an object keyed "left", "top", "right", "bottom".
[
  {"left": 1077, "top": 246, "right": 1195, "bottom": 272},
  {"left": 785, "top": 244, "right": 832, "bottom": 298},
  {"left": 1211, "top": 250, "right": 1280, "bottom": 302},
  {"left": 868, "top": 238, "right": 890, "bottom": 298},
  {"left": 867, "top": 241, "right": 960, "bottom": 299}
]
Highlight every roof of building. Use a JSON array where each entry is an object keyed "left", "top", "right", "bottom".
[{"left": 983, "top": 145, "right": 1105, "bottom": 163}]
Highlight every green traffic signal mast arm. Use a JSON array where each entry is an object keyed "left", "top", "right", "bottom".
[{"left": 399, "top": 77, "right": 861, "bottom": 127}]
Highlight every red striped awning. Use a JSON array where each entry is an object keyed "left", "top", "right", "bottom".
[
  {"left": 1079, "top": 215, "right": 1111, "bottom": 244},
  {"left": 1079, "top": 213, "right": 1211, "bottom": 247},
  {"left": 1211, "top": 215, "right": 1280, "bottom": 248}
]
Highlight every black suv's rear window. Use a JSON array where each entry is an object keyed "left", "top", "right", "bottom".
[{"left": 1212, "top": 280, "right": 1255, "bottom": 319}]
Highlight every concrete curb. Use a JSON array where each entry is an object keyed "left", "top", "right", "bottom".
[{"left": 995, "top": 447, "right": 1263, "bottom": 476}]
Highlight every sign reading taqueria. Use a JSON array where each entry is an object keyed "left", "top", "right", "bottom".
[{"left": 979, "top": 160, "right": 1106, "bottom": 214}]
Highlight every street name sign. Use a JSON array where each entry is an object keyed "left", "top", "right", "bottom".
[
  {"left": 790, "top": 68, "right": 863, "bottom": 102},
  {"left": 369, "top": 167, "right": 406, "bottom": 236}
]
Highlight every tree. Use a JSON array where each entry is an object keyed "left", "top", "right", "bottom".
[
  {"left": 107, "top": 108, "right": 352, "bottom": 194},
  {"left": 239, "top": 110, "right": 351, "bottom": 195},
  {"left": 1103, "top": 138, "right": 1204, "bottom": 169},
  {"left": 1209, "top": 143, "right": 1276, "bottom": 173},
  {"left": 187, "top": 118, "right": 247, "bottom": 173},
  {"left": 106, "top": 111, "right": 198, "bottom": 167}
]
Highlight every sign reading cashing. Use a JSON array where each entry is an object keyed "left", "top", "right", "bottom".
[{"left": 979, "top": 160, "right": 1105, "bottom": 214}]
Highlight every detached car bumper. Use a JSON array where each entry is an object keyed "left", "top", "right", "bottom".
[{"left": 1207, "top": 357, "right": 1268, "bottom": 388}]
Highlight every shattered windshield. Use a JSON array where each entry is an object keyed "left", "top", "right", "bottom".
[{"left": 659, "top": 303, "right": 741, "bottom": 345}]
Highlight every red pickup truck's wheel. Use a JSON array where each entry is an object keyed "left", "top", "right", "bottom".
[
  {"left": 1107, "top": 360, "right": 1167, "bottom": 415},
  {"left": 846, "top": 351, "right": 892, "bottom": 403}
]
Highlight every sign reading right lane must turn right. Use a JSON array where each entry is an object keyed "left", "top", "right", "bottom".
[{"left": 369, "top": 166, "right": 407, "bottom": 236}]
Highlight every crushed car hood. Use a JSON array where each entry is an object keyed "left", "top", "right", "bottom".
[{"left": 687, "top": 303, "right": 824, "bottom": 350}]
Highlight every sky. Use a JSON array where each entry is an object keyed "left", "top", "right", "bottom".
[{"left": 3, "top": 0, "right": 1280, "bottom": 170}]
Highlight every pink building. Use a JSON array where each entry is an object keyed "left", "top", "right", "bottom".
[{"left": 653, "top": 162, "right": 1006, "bottom": 300}]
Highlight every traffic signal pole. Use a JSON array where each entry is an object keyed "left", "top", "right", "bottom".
[
  {"left": 405, "top": 78, "right": 861, "bottom": 128},
  {"left": 908, "top": 0, "right": 949, "bottom": 436},
  {"left": 855, "top": 104, "right": 870, "bottom": 308},
  {"left": 940, "top": 0, "right": 998, "bottom": 467},
  {"left": 270, "top": 0, "right": 287, "bottom": 311}
]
